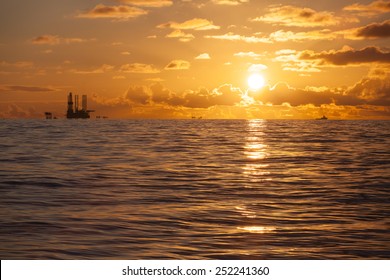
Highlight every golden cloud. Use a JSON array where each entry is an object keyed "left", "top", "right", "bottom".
[
  {"left": 273, "top": 50, "right": 321, "bottom": 73},
  {"left": 166, "top": 30, "right": 195, "bottom": 42},
  {"left": 118, "top": 0, "right": 173, "bottom": 7},
  {"left": 248, "top": 64, "right": 268, "bottom": 72},
  {"left": 120, "top": 63, "right": 160, "bottom": 73},
  {"left": 269, "top": 29, "right": 336, "bottom": 42},
  {"left": 212, "top": 0, "right": 249, "bottom": 5},
  {"left": 252, "top": 5, "right": 356, "bottom": 27},
  {"left": 282, "top": 62, "right": 322, "bottom": 73},
  {"left": 78, "top": 4, "right": 147, "bottom": 20},
  {"left": 249, "top": 82, "right": 366, "bottom": 107},
  {"left": 3, "top": 79, "right": 389, "bottom": 119},
  {"left": 275, "top": 49, "right": 296, "bottom": 56},
  {"left": 158, "top": 18, "right": 220, "bottom": 30},
  {"left": 234, "top": 51, "right": 264, "bottom": 58},
  {"left": 72, "top": 64, "right": 114, "bottom": 74},
  {"left": 343, "top": 0, "right": 390, "bottom": 16},
  {"left": 195, "top": 53, "right": 211, "bottom": 60},
  {"left": 140, "top": 76, "right": 390, "bottom": 111},
  {"left": 205, "top": 32, "right": 271, "bottom": 43},
  {"left": 176, "top": 84, "right": 243, "bottom": 108},
  {"left": 165, "top": 60, "right": 191, "bottom": 70}
]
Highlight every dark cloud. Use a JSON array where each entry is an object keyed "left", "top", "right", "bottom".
[
  {"left": 346, "top": 72, "right": 390, "bottom": 106},
  {"left": 137, "top": 83, "right": 243, "bottom": 108},
  {"left": 1, "top": 85, "right": 57, "bottom": 92},
  {"left": 150, "top": 83, "right": 171, "bottom": 103},
  {"left": 249, "top": 83, "right": 350, "bottom": 106},
  {"left": 0, "top": 104, "right": 41, "bottom": 118},
  {"left": 250, "top": 71, "right": 390, "bottom": 107},
  {"left": 78, "top": 4, "right": 147, "bottom": 20},
  {"left": 355, "top": 20, "right": 390, "bottom": 38},
  {"left": 182, "top": 88, "right": 214, "bottom": 108},
  {"left": 125, "top": 86, "right": 150, "bottom": 104},
  {"left": 87, "top": 95, "right": 134, "bottom": 118},
  {"left": 31, "top": 35, "right": 90, "bottom": 45},
  {"left": 299, "top": 46, "right": 390, "bottom": 65},
  {"left": 179, "top": 84, "right": 242, "bottom": 108},
  {"left": 120, "top": 63, "right": 160, "bottom": 73},
  {"left": 31, "top": 35, "right": 60, "bottom": 45},
  {"left": 164, "top": 60, "right": 190, "bottom": 70},
  {"left": 212, "top": 84, "right": 243, "bottom": 106},
  {"left": 127, "top": 76, "right": 390, "bottom": 110},
  {"left": 344, "top": 0, "right": 390, "bottom": 16}
]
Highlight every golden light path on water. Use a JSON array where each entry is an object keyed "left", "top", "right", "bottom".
[
  {"left": 237, "top": 119, "right": 275, "bottom": 234},
  {"left": 237, "top": 226, "right": 276, "bottom": 233}
]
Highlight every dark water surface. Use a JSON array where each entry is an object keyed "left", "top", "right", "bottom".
[{"left": 0, "top": 119, "right": 389, "bottom": 259}]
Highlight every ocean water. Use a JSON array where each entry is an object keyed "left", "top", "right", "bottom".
[{"left": 0, "top": 119, "right": 389, "bottom": 259}]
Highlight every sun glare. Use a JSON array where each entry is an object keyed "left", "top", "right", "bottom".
[{"left": 248, "top": 73, "right": 265, "bottom": 90}]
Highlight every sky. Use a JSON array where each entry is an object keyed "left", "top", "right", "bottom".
[{"left": 0, "top": 0, "right": 389, "bottom": 119}]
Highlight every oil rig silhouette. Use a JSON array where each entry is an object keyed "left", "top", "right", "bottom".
[{"left": 66, "top": 92, "right": 94, "bottom": 119}]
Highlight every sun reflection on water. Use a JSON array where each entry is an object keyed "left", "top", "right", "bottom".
[
  {"left": 237, "top": 226, "right": 276, "bottom": 233},
  {"left": 235, "top": 206, "right": 257, "bottom": 218},
  {"left": 235, "top": 120, "right": 276, "bottom": 235},
  {"left": 242, "top": 119, "right": 271, "bottom": 181}
]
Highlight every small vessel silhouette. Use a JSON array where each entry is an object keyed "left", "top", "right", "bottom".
[{"left": 316, "top": 115, "right": 328, "bottom": 120}]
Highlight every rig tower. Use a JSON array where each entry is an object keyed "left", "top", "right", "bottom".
[{"left": 66, "top": 92, "right": 94, "bottom": 119}]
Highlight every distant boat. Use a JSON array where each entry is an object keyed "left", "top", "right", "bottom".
[{"left": 316, "top": 115, "right": 328, "bottom": 120}]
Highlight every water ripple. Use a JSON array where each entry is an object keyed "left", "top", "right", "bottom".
[{"left": 0, "top": 119, "right": 389, "bottom": 259}]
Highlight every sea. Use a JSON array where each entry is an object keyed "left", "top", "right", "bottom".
[{"left": 0, "top": 119, "right": 389, "bottom": 259}]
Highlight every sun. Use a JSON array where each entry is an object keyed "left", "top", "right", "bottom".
[{"left": 247, "top": 73, "right": 265, "bottom": 90}]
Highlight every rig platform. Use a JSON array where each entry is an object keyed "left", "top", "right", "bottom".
[{"left": 66, "top": 92, "right": 94, "bottom": 119}]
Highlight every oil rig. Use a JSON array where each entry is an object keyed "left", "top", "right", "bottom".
[{"left": 66, "top": 92, "right": 94, "bottom": 119}]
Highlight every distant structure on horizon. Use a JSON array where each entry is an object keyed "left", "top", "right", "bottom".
[
  {"left": 67, "top": 92, "right": 94, "bottom": 119},
  {"left": 44, "top": 112, "right": 57, "bottom": 119},
  {"left": 44, "top": 112, "right": 53, "bottom": 119}
]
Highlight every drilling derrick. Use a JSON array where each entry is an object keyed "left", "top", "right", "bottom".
[{"left": 66, "top": 92, "right": 94, "bottom": 119}]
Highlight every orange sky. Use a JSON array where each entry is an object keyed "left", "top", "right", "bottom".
[{"left": 0, "top": 0, "right": 389, "bottom": 119}]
